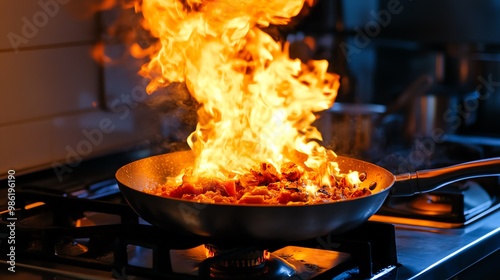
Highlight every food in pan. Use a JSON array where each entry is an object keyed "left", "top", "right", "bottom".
[{"left": 145, "top": 161, "right": 371, "bottom": 205}]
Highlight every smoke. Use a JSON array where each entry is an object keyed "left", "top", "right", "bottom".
[{"left": 146, "top": 82, "right": 199, "bottom": 146}]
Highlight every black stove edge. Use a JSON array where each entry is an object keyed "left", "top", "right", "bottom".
[
  {"left": 415, "top": 227, "right": 500, "bottom": 279},
  {"left": 395, "top": 212, "right": 500, "bottom": 280}
]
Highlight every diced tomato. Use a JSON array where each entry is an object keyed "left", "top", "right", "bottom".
[
  {"left": 290, "top": 191, "right": 308, "bottom": 202},
  {"left": 281, "top": 162, "right": 301, "bottom": 181},
  {"left": 267, "top": 182, "right": 280, "bottom": 190},
  {"left": 277, "top": 191, "right": 292, "bottom": 204},
  {"left": 250, "top": 186, "right": 270, "bottom": 196},
  {"left": 240, "top": 173, "right": 259, "bottom": 187},
  {"left": 223, "top": 180, "right": 236, "bottom": 196},
  {"left": 168, "top": 187, "right": 183, "bottom": 198},
  {"left": 239, "top": 194, "right": 265, "bottom": 204},
  {"left": 181, "top": 183, "right": 203, "bottom": 195}
]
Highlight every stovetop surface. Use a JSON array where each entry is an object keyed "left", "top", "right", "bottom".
[
  {"left": 379, "top": 209, "right": 500, "bottom": 279},
  {"left": 1, "top": 148, "right": 500, "bottom": 279},
  {"left": 2, "top": 211, "right": 500, "bottom": 279}
]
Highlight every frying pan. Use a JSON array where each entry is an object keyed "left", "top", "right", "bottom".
[{"left": 116, "top": 150, "right": 500, "bottom": 243}]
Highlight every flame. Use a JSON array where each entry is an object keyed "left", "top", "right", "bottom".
[
  {"left": 134, "top": 0, "right": 340, "bottom": 182},
  {"left": 346, "top": 171, "right": 362, "bottom": 186}
]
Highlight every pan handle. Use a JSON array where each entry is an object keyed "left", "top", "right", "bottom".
[{"left": 390, "top": 157, "right": 500, "bottom": 197}]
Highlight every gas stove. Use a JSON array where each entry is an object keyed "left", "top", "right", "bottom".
[
  {"left": 0, "top": 167, "right": 397, "bottom": 279},
  {"left": 1, "top": 148, "right": 500, "bottom": 279},
  {"left": 370, "top": 178, "right": 500, "bottom": 228},
  {"left": 369, "top": 140, "right": 500, "bottom": 229}
]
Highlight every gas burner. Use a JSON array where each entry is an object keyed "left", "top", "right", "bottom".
[
  {"left": 200, "top": 245, "right": 294, "bottom": 279},
  {"left": 1, "top": 187, "right": 398, "bottom": 279},
  {"left": 171, "top": 245, "right": 355, "bottom": 279},
  {"left": 405, "top": 181, "right": 493, "bottom": 216},
  {"left": 55, "top": 239, "right": 89, "bottom": 257},
  {"left": 371, "top": 179, "right": 500, "bottom": 228},
  {"left": 408, "top": 193, "right": 455, "bottom": 215},
  {"left": 204, "top": 245, "right": 270, "bottom": 269}
]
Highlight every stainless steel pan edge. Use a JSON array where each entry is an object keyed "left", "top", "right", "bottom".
[
  {"left": 116, "top": 151, "right": 500, "bottom": 241},
  {"left": 116, "top": 151, "right": 395, "bottom": 242}
]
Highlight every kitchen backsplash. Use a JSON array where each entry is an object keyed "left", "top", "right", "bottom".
[{"left": 0, "top": 0, "right": 161, "bottom": 176}]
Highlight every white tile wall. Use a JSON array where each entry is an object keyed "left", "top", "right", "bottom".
[
  {"left": 0, "top": 119, "right": 52, "bottom": 172},
  {"left": 50, "top": 108, "right": 158, "bottom": 165},
  {"left": 0, "top": 107, "right": 159, "bottom": 174},
  {"left": 0, "top": 0, "right": 97, "bottom": 51},
  {"left": 102, "top": 44, "right": 149, "bottom": 107},
  {"left": 0, "top": 45, "right": 100, "bottom": 125},
  {"left": 0, "top": 2, "right": 162, "bottom": 176}
]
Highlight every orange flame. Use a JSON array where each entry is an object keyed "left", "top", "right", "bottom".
[{"left": 135, "top": 0, "right": 341, "bottom": 183}]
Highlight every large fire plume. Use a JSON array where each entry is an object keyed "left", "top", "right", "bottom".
[{"left": 132, "top": 0, "right": 342, "bottom": 184}]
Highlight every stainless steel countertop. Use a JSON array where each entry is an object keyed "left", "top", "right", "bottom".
[{"left": 392, "top": 209, "right": 500, "bottom": 279}]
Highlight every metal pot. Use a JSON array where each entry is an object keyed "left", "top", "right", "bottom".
[
  {"left": 316, "top": 75, "right": 434, "bottom": 159},
  {"left": 315, "top": 102, "right": 387, "bottom": 159},
  {"left": 405, "top": 86, "right": 480, "bottom": 139}
]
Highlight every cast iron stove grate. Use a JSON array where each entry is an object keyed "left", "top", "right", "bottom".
[{"left": 1, "top": 186, "right": 398, "bottom": 279}]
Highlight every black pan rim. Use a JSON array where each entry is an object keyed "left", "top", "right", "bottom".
[{"left": 115, "top": 151, "right": 395, "bottom": 208}]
